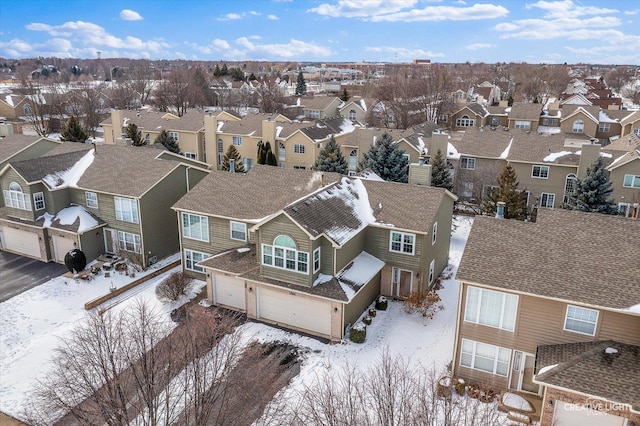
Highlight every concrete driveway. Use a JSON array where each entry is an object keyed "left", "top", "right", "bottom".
[{"left": 0, "top": 251, "right": 68, "bottom": 303}]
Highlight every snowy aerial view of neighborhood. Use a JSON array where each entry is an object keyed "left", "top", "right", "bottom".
[{"left": 0, "top": 0, "right": 639, "bottom": 425}]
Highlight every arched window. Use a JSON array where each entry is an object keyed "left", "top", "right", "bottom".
[
  {"left": 4, "top": 182, "right": 31, "bottom": 210},
  {"left": 349, "top": 149, "right": 358, "bottom": 170},
  {"left": 563, "top": 173, "right": 577, "bottom": 204},
  {"left": 262, "top": 234, "right": 308, "bottom": 273},
  {"left": 279, "top": 142, "right": 286, "bottom": 164},
  {"left": 349, "top": 109, "right": 357, "bottom": 121},
  {"left": 572, "top": 120, "right": 584, "bottom": 133},
  {"left": 456, "top": 115, "right": 475, "bottom": 127},
  {"left": 23, "top": 103, "right": 32, "bottom": 115}
]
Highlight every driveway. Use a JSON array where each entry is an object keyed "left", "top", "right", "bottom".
[{"left": 0, "top": 251, "right": 68, "bottom": 303}]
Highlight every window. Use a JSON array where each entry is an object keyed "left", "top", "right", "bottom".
[
  {"left": 392, "top": 267, "right": 400, "bottom": 285},
  {"left": 532, "top": 165, "right": 549, "bottom": 179},
  {"left": 349, "top": 150, "right": 357, "bottom": 170},
  {"left": 114, "top": 197, "right": 139, "bottom": 223},
  {"left": 515, "top": 121, "right": 530, "bottom": 130},
  {"left": 623, "top": 174, "right": 640, "bottom": 188},
  {"left": 572, "top": 119, "right": 584, "bottom": 133},
  {"left": 460, "top": 182, "right": 473, "bottom": 197},
  {"left": 262, "top": 235, "right": 308, "bottom": 274},
  {"left": 217, "top": 139, "right": 224, "bottom": 153},
  {"left": 202, "top": 139, "right": 207, "bottom": 163},
  {"left": 242, "top": 157, "right": 253, "bottom": 171},
  {"left": 542, "top": 118, "right": 558, "bottom": 126},
  {"left": 294, "top": 144, "right": 305, "bottom": 154},
  {"left": 169, "top": 132, "right": 179, "bottom": 141},
  {"left": 184, "top": 249, "right": 209, "bottom": 273},
  {"left": 308, "top": 110, "right": 320, "bottom": 119},
  {"left": 465, "top": 286, "right": 518, "bottom": 331},
  {"left": 460, "top": 339, "right": 511, "bottom": 376},
  {"left": 85, "top": 192, "right": 98, "bottom": 208},
  {"left": 490, "top": 117, "right": 500, "bottom": 126},
  {"left": 456, "top": 115, "right": 475, "bottom": 127},
  {"left": 389, "top": 231, "right": 415, "bottom": 255},
  {"left": 634, "top": 128, "right": 640, "bottom": 136},
  {"left": 313, "top": 247, "right": 321, "bottom": 273},
  {"left": 598, "top": 123, "right": 610, "bottom": 132},
  {"left": 24, "top": 103, "right": 32, "bottom": 115},
  {"left": 563, "top": 174, "right": 577, "bottom": 204},
  {"left": 144, "top": 133, "right": 150, "bottom": 144},
  {"left": 230, "top": 221, "right": 247, "bottom": 241},
  {"left": 564, "top": 305, "right": 598, "bottom": 336},
  {"left": 539, "top": 192, "right": 555, "bottom": 208},
  {"left": 439, "top": 115, "right": 448, "bottom": 122},
  {"left": 279, "top": 142, "right": 286, "bottom": 163},
  {"left": 3, "top": 182, "right": 31, "bottom": 210},
  {"left": 293, "top": 166, "right": 306, "bottom": 170},
  {"left": 432, "top": 222, "right": 438, "bottom": 245},
  {"left": 184, "top": 152, "right": 197, "bottom": 160},
  {"left": 117, "top": 231, "right": 141, "bottom": 253},
  {"left": 232, "top": 136, "right": 242, "bottom": 146},
  {"left": 33, "top": 192, "right": 45, "bottom": 211},
  {"left": 349, "top": 109, "right": 357, "bottom": 120},
  {"left": 460, "top": 157, "right": 476, "bottom": 170},
  {"left": 428, "top": 259, "right": 435, "bottom": 285},
  {"left": 182, "top": 213, "right": 209, "bottom": 242}
]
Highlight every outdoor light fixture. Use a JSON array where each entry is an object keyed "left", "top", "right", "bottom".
[{"left": 547, "top": 400, "right": 553, "bottom": 408}]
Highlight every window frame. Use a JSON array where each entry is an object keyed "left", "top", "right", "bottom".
[
  {"left": 623, "top": 174, "right": 640, "bottom": 188},
  {"left": 428, "top": 259, "right": 435, "bottom": 285},
  {"left": 294, "top": 144, "right": 305, "bottom": 154},
  {"left": 184, "top": 249, "right": 209, "bottom": 273},
  {"left": 3, "top": 182, "right": 31, "bottom": 210},
  {"left": 117, "top": 230, "right": 141, "bottom": 253},
  {"left": 182, "top": 212, "right": 209, "bottom": 242},
  {"left": 313, "top": 247, "right": 321, "bottom": 273},
  {"left": 456, "top": 115, "right": 475, "bottom": 127},
  {"left": 114, "top": 196, "right": 139, "bottom": 223},
  {"left": 230, "top": 221, "right": 247, "bottom": 242},
  {"left": 564, "top": 305, "right": 598, "bottom": 336},
  {"left": 33, "top": 192, "right": 45, "bottom": 211},
  {"left": 460, "top": 339, "right": 511, "bottom": 377},
  {"left": 232, "top": 136, "right": 242, "bottom": 146},
  {"left": 169, "top": 131, "right": 179, "bottom": 141},
  {"left": 85, "top": 191, "right": 98, "bottom": 209},
  {"left": 572, "top": 119, "right": 584, "bottom": 133},
  {"left": 598, "top": 122, "right": 610, "bottom": 132},
  {"left": 464, "top": 286, "right": 519, "bottom": 332},
  {"left": 460, "top": 157, "right": 476, "bottom": 170},
  {"left": 539, "top": 192, "right": 555, "bottom": 208},
  {"left": 389, "top": 231, "right": 416, "bottom": 255},
  {"left": 432, "top": 222, "right": 438, "bottom": 245},
  {"left": 514, "top": 120, "right": 531, "bottom": 130},
  {"left": 531, "top": 165, "right": 549, "bottom": 179},
  {"left": 184, "top": 152, "right": 197, "bottom": 160},
  {"left": 261, "top": 235, "right": 309, "bottom": 274}
]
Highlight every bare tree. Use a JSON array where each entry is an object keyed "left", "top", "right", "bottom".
[
  {"left": 605, "top": 66, "right": 633, "bottom": 94},
  {"left": 18, "top": 78, "right": 65, "bottom": 137}
]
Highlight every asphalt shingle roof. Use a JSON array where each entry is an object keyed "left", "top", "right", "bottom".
[
  {"left": 456, "top": 209, "right": 640, "bottom": 310},
  {"left": 508, "top": 103, "right": 543, "bottom": 121}
]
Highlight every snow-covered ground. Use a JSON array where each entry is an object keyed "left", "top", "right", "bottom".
[{"left": 0, "top": 215, "right": 474, "bottom": 422}]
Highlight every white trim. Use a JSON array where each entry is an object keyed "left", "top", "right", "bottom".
[
  {"left": 389, "top": 231, "right": 416, "bottom": 255},
  {"left": 230, "top": 221, "right": 247, "bottom": 242},
  {"left": 563, "top": 304, "right": 599, "bottom": 336}
]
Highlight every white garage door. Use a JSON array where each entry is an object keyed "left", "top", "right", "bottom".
[
  {"left": 53, "top": 235, "right": 76, "bottom": 263},
  {"left": 1, "top": 227, "right": 41, "bottom": 258},
  {"left": 257, "top": 286, "right": 332, "bottom": 336},
  {"left": 554, "top": 401, "right": 626, "bottom": 426},
  {"left": 213, "top": 275, "right": 246, "bottom": 310}
]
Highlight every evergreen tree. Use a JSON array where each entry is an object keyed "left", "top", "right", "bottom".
[
  {"left": 430, "top": 150, "right": 453, "bottom": 191},
  {"left": 213, "top": 64, "right": 221, "bottom": 77},
  {"left": 248, "top": 73, "right": 257, "bottom": 81},
  {"left": 482, "top": 164, "right": 529, "bottom": 220},
  {"left": 257, "top": 141, "right": 267, "bottom": 165},
  {"left": 295, "top": 71, "right": 307, "bottom": 96},
  {"left": 126, "top": 123, "right": 145, "bottom": 146},
  {"left": 340, "top": 89, "right": 350, "bottom": 102},
  {"left": 155, "top": 130, "right": 180, "bottom": 154},
  {"left": 256, "top": 141, "right": 277, "bottom": 166},
  {"left": 358, "top": 133, "right": 408, "bottom": 183},
  {"left": 313, "top": 135, "right": 347, "bottom": 174},
  {"left": 221, "top": 64, "right": 229, "bottom": 76},
  {"left": 221, "top": 145, "right": 245, "bottom": 173},
  {"left": 60, "top": 115, "right": 88, "bottom": 142},
  {"left": 568, "top": 157, "right": 617, "bottom": 214},
  {"left": 265, "top": 147, "right": 278, "bottom": 166}
]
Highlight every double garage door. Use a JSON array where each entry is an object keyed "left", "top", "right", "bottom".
[
  {"left": 1, "top": 227, "right": 41, "bottom": 259},
  {"left": 257, "top": 287, "right": 332, "bottom": 337},
  {"left": 554, "top": 401, "right": 627, "bottom": 426}
]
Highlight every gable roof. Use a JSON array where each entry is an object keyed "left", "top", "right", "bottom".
[
  {"left": 561, "top": 105, "right": 599, "bottom": 123},
  {"left": 300, "top": 117, "right": 356, "bottom": 141},
  {"left": 101, "top": 109, "right": 205, "bottom": 133},
  {"left": 454, "top": 103, "right": 488, "bottom": 117},
  {"left": 508, "top": 103, "right": 543, "bottom": 121},
  {"left": 535, "top": 340, "right": 640, "bottom": 411},
  {"left": 0, "top": 135, "right": 59, "bottom": 163},
  {"left": 456, "top": 209, "right": 640, "bottom": 311}
]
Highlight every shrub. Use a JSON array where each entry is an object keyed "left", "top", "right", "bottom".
[
  {"left": 156, "top": 271, "right": 194, "bottom": 302},
  {"left": 362, "top": 316, "right": 372, "bottom": 325},
  {"left": 64, "top": 249, "right": 86, "bottom": 273},
  {"left": 403, "top": 290, "right": 442, "bottom": 318},
  {"left": 368, "top": 308, "right": 377, "bottom": 317},
  {"left": 375, "top": 295, "right": 388, "bottom": 310},
  {"left": 454, "top": 378, "right": 466, "bottom": 395},
  {"left": 349, "top": 322, "right": 366, "bottom": 343}
]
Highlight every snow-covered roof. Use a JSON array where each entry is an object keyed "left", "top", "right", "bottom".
[
  {"left": 43, "top": 150, "right": 95, "bottom": 189},
  {"left": 38, "top": 204, "right": 103, "bottom": 234},
  {"left": 337, "top": 251, "right": 385, "bottom": 301}
]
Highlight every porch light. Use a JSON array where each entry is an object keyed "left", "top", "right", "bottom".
[{"left": 547, "top": 400, "right": 553, "bottom": 408}]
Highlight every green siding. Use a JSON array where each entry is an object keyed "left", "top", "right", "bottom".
[
  {"left": 1, "top": 169, "right": 32, "bottom": 220},
  {"left": 335, "top": 230, "right": 366, "bottom": 273},
  {"left": 364, "top": 226, "right": 423, "bottom": 271},
  {"left": 0, "top": 139, "right": 60, "bottom": 171},
  {"left": 344, "top": 272, "right": 381, "bottom": 327},
  {"left": 79, "top": 229, "right": 104, "bottom": 261}
]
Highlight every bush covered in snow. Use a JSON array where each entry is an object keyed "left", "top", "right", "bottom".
[
  {"left": 349, "top": 322, "right": 366, "bottom": 343},
  {"left": 375, "top": 295, "right": 388, "bottom": 310}
]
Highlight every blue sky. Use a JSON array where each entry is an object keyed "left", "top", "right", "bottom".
[{"left": 1, "top": 0, "right": 639, "bottom": 64}]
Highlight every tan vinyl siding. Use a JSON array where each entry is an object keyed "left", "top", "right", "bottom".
[
  {"left": 335, "top": 230, "right": 366, "bottom": 272},
  {"left": 344, "top": 271, "right": 382, "bottom": 327},
  {"left": 259, "top": 214, "right": 312, "bottom": 286},
  {"left": 510, "top": 162, "right": 576, "bottom": 206},
  {"left": 364, "top": 226, "right": 423, "bottom": 271}
]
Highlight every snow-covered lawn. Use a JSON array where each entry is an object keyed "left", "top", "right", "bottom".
[{"left": 0, "top": 215, "right": 474, "bottom": 422}]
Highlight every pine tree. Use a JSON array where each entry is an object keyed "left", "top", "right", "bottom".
[
  {"left": 60, "top": 115, "right": 88, "bottom": 142},
  {"left": 340, "top": 89, "right": 350, "bottom": 102},
  {"left": 155, "top": 130, "right": 180, "bottom": 154},
  {"left": 257, "top": 141, "right": 277, "bottom": 166},
  {"left": 257, "top": 141, "right": 267, "bottom": 164},
  {"left": 213, "top": 64, "right": 221, "bottom": 77},
  {"left": 126, "top": 123, "right": 145, "bottom": 146},
  {"left": 221, "top": 64, "right": 229, "bottom": 76},
  {"left": 295, "top": 71, "right": 307, "bottom": 96},
  {"left": 221, "top": 144, "right": 245, "bottom": 173},
  {"left": 482, "top": 164, "right": 529, "bottom": 220},
  {"left": 430, "top": 149, "right": 453, "bottom": 191},
  {"left": 313, "top": 136, "right": 348, "bottom": 174},
  {"left": 358, "top": 133, "right": 408, "bottom": 183},
  {"left": 266, "top": 148, "right": 278, "bottom": 166},
  {"left": 568, "top": 157, "right": 617, "bottom": 214}
]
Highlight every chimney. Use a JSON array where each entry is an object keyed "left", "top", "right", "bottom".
[
  {"left": 430, "top": 133, "right": 449, "bottom": 164},
  {"left": 110, "top": 109, "right": 123, "bottom": 145},
  {"left": 578, "top": 139, "right": 601, "bottom": 178},
  {"left": 262, "top": 116, "right": 277, "bottom": 143},
  {"left": 408, "top": 162, "right": 432, "bottom": 186},
  {"left": 229, "top": 159, "right": 235, "bottom": 173},
  {"left": 496, "top": 201, "right": 505, "bottom": 219}
]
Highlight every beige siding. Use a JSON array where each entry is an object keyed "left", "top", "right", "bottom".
[
  {"left": 560, "top": 112, "right": 598, "bottom": 136},
  {"left": 364, "top": 226, "right": 423, "bottom": 271},
  {"left": 510, "top": 162, "right": 576, "bottom": 207},
  {"left": 454, "top": 157, "right": 505, "bottom": 200},
  {"left": 320, "top": 237, "right": 334, "bottom": 275},
  {"left": 259, "top": 214, "right": 312, "bottom": 286},
  {"left": 609, "top": 159, "right": 640, "bottom": 204}
]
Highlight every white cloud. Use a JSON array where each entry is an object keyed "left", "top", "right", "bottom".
[
  {"left": 268, "top": 14, "right": 279, "bottom": 20},
  {"left": 309, "top": 0, "right": 418, "bottom": 18},
  {"left": 466, "top": 43, "right": 493, "bottom": 50},
  {"left": 495, "top": 16, "right": 622, "bottom": 40},
  {"left": 119, "top": 9, "right": 143, "bottom": 21},
  {"left": 364, "top": 46, "right": 444, "bottom": 59},
  {"left": 525, "top": 0, "right": 617, "bottom": 19},
  {"left": 187, "top": 37, "right": 332, "bottom": 60},
  {"left": 218, "top": 11, "right": 261, "bottom": 21}
]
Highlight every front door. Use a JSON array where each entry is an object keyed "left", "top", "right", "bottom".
[
  {"left": 392, "top": 268, "right": 413, "bottom": 297},
  {"left": 104, "top": 229, "right": 117, "bottom": 254},
  {"left": 509, "top": 351, "right": 539, "bottom": 394}
]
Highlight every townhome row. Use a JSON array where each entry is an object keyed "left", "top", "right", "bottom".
[
  {"left": 172, "top": 164, "right": 456, "bottom": 341},
  {"left": 453, "top": 208, "right": 640, "bottom": 426}
]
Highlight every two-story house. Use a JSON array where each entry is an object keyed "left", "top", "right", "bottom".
[
  {"left": 172, "top": 165, "right": 456, "bottom": 341},
  {"left": 0, "top": 142, "right": 209, "bottom": 266},
  {"left": 507, "top": 103, "right": 543, "bottom": 133},
  {"left": 453, "top": 209, "right": 640, "bottom": 425}
]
